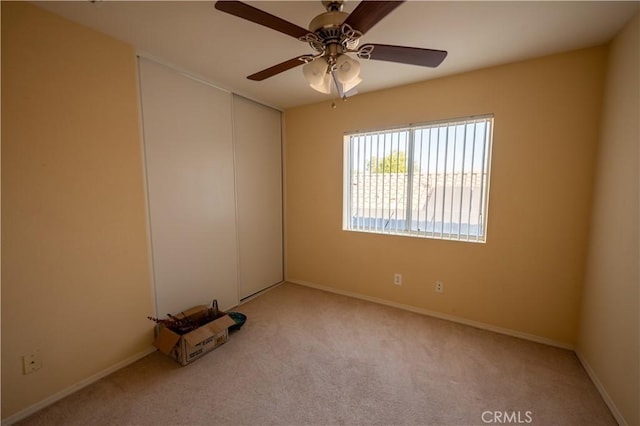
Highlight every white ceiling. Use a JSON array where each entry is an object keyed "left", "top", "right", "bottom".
[{"left": 34, "top": 1, "right": 639, "bottom": 110}]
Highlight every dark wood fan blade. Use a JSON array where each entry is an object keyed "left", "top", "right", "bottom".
[
  {"left": 215, "top": 1, "right": 309, "bottom": 39},
  {"left": 247, "top": 56, "right": 307, "bottom": 81},
  {"left": 362, "top": 44, "right": 447, "bottom": 67},
  {"left": 343, "top": 1, "right": 405, "bottom": 35}
]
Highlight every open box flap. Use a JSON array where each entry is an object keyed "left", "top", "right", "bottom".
[
  {"left": 183, "top": 315, "right": 235, "bottom": 347},
  {"left": 154, "top": 327, "right": 181, "bottom": 355},
  {"left": 210, "top": 314, "right": 235, "bottom": 332}
]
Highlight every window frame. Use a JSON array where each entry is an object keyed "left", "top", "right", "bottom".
[{"left": 342, "top": 114, "right": 494, "bottom": 243}]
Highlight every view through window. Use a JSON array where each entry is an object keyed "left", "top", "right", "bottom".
[{"left": 343, "top": 115, "right": 493, "bottom": 242}]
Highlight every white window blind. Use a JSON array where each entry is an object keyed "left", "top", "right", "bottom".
[{"left": 343, "top": 115, "right": 493, "bottom": 242}]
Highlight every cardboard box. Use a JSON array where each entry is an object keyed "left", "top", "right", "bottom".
[{"left": 153, "top": 305, "right": 236, "bottom": 366}]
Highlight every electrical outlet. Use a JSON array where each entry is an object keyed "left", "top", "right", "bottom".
[
  {"left": 393, "top": 273, "right": 402, "bottom": 286},
  {"left": 22, "top": 351, "right": 42, "bottom": 375},
  {"left": 435, "top": 281, "right": 444, "bottom": 293}
]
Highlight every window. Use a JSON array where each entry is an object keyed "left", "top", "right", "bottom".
[{"left": 343, "top": 115, "right": 493, "bottom": 242}]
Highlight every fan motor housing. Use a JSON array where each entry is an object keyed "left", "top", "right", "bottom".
[{"left": 309, "top": 11, "right": 348, "bottom": 35}]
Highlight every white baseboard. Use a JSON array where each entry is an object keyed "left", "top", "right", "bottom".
[
  {"left": 2, "top": 346, "right": 157, "bottom": 426},
  {"left": 289, "top": 279, "right": 575, "bottom": 350},
  {"left": 238, "top": 280, "right": 286, "bottom": 306},
  {"left": 575, "top": 350, "right": 626, "bottom": 425}
]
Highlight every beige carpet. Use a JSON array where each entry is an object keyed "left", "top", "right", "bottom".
[{"left": 17, "top": 282, "right": 615, "bottom": 426}]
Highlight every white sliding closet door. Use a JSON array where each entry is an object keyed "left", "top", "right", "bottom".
[
  {"left": 233, "top": 95, "right": 283, "bottom": 299},
  {"left": 139, "top": 58, "right": 238, "bottom": 315}
]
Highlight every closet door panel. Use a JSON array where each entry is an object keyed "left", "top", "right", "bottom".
[
  {"left": 233, "top": 95, "right": 283, "bottom": 299},
  {"left": 139, "top": 58, "right": 238, "bottom": 315}
]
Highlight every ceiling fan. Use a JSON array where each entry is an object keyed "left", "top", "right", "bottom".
[{"left": 214, "top": 0, "right": 447, "bottom": 99}]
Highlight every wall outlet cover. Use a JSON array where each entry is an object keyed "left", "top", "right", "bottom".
[{"left": 22, "top": 351, "right": 42, "bottom": 374}]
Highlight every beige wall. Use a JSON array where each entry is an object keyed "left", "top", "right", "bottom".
[
  {"left": 578, "top": 13, "right": 639, "bottom": 426},
  {"left": 1, "top": 2, "right": 153, "bottom": 420},
  {"left": 285, "top": 47, "right": 606, "bottom": 346}
]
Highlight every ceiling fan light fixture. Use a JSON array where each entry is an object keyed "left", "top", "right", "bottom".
[
  {"left": 310, "top": 73, "right": 332, "bottom": 94},
  {"left": 341, "top": 75, "right": 362, "bottom": 92},
  {"left": 335, "top": 54, "right": 361, "bottom": 85},
  {"left": 302, "top": 57, "right": 327, "bottom": 84},
  {"left": 303, "top": 58, "right": 331, "bottom": 94}
]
